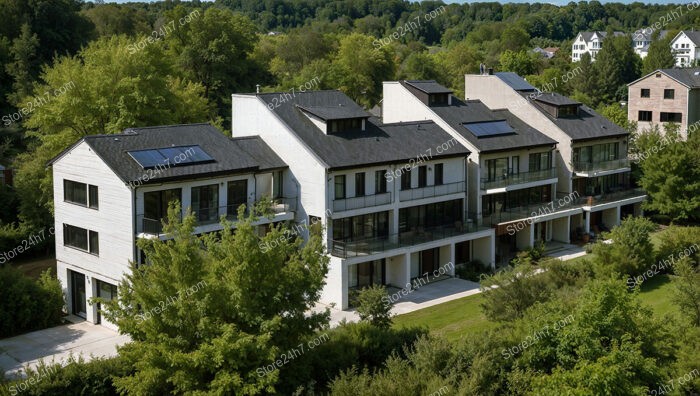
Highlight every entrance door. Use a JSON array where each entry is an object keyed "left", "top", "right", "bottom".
[
  {"left": 535, "top": 222, "right": 547, "bottom": 242},
  {"left": 70, "top": 271, "right": 87, "bottom": 318},
  {"left": 419, "top": 248, "right": 439, "bottom": 277}
]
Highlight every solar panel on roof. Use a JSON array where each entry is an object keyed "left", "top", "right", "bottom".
[
  {"left": 495, "top": 72, "right": 537, "bottom": 92},
  {"left": 463, "top": 120, "right": 516, "bottom": 138},
  {"left": 128, "top": 145, "right": 214, "bottom": 169}
]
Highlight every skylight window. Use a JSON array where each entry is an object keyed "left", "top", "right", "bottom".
[
  {"left": 128, "top": 145, "right": 214, "bottom": 169},
  {"left": 463, "top": 120, "right": 515, "bottom": 138}
]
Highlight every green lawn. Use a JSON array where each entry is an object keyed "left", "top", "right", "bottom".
[
  {"left": 393, "top": 265, "right": 678, "bottom": 341},
  {"left": 392, "top": 292, "right": 496, "bottom": 342}
]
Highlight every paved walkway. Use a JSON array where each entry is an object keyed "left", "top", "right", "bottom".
[{"left": 0, "top": 320, "right": 130, "bottom": 378}]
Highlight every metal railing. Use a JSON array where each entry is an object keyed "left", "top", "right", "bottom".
[
  {"left": 573, "top": 158, "right": 630, "bottom": 173},
  {"left": 570, "top": 187, "right": 646, "bottom": 206},
  {"left": 482, "top": 197, "right": 582, "bottom": 226},
  {"left": 480, "top": 168, "right": 556, "bottom": 190},
  {"left": 399, "top": 181, "right": 464, "bottom": 201},
  {"left": 333, "top": 192, "right": 391, "bottom": 212},
  {"left": 331, "top": 220, "right": 484, "bottom": 258}
]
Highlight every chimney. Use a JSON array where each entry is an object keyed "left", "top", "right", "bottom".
[
  {"left": 256, "top": 84, "right": 260, "bottom": 93},
  {"left": 488, "top": 67, "right": 494, "bottom": 75}
]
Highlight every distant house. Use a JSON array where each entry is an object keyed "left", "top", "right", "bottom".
[
  {"left": 670, "top": 30, "right": 700, "bottom": 67},
  {"left": 627, "top": 68, "right": 700, "bottom": 139},
  {"left": 533, "top": 47, "right": 559, "bottom": 59},
  {"left": 631, "top": 29, "right": 669, "bottom": 59},
  {"left": 571, "top": 31, "right": 625, "bottom": 62}
]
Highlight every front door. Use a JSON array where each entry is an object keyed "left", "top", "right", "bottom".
[
  {"left": 70, "top": 271, "right": 86, "bottom": 318},
  {"left": 419, "top": 248, "right": 439, "bottom": 277}
]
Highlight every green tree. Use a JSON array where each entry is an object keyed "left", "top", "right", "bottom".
[
  {"left": 329, "top": 33, "right": 396, "bottom": 108},
  {"left": 597, "top": 103, "right": 629, "bottom": 129},
  {"left": 14, "top": 35, "right": 213, "bottom": 229},
  {"left": 5, "top": 23, "right": 40, "bottom": 105},
  {"left": 498, "top": 49, "right": 540, "bottom": 76},
  {"left": 594, "top": 34, "right": 640, "bottom": 104},
  {"left": 639, "top": 128, "right": 700, "bottom": 222},
  {"left": 397, "top": 52, "right": 441, "bottom": 81},
  {"left": 642, "top": 35, "right": 675, "bottom": 75},
  {"left": 356, "top": 284, "right": 393, "bottom": 329},
  {"left": 671, "top": 257, "right": 700, "bottom": 327},
  {"left": 165, "top": 6, "right": 260, "bottom": 122},
  {"left": 103, "top": 203, "right": 329, "bottom": 394},
  {"left": 592, "top": 216, "right": 657, "bottom": 279}
]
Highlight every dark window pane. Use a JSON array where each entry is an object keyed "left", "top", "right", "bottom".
[
  {"left": 89, "top": 185, "right": 99, "bottom": 209},
  {"left": 64, "top": 224, "right": 88, "bottom": 251},
  {"left": 418, "top": 166, "right": 427, "bottom": 188},
  {"left": 434, "top": 163, "right": 443, "bottom": 185},
  {"left": 355, "top": 173, "right": 365, "bottom": 197},
  {"left": 334, "top": 175, "right": 345, "bottom": 199},
  {"left": 89, "top": 231, "right": 99, "bottom": 255},
  {"left": 64, "top": 180, "right": 87, "bottom": 205}
]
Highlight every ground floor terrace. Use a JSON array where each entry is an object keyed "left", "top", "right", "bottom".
[
  {"left": 322, "top": 228, "right": 494, "bottom": 310},
  {"left": 56, "top": 261, "right": 120, "bottom": 331}
]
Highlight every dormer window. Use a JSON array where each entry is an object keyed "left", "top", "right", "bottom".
[
  {"left": 429, "top": 93, "right": 448, "bottom": 106},
  {"left": 558, "top": 105, "right": 579, "bottom": 117},
  {"left": 329, "top": 118, "right": 363, "bottom": 133}
]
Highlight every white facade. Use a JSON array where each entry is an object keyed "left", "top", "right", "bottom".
[
  {"left": 670, "top": 31, "right": 700, "bottom": 67},
  {"left": 232, "top": 94, "right": 495, "bottom": 309},
  {"left": 464, "top": 74, "right": 645, "bottom": 239},
  {"left": 572, "top": 32, "right": 609, "bottom": 62},
  {"left": 52, "top": 139, "right": 293, "bottom": 328}
]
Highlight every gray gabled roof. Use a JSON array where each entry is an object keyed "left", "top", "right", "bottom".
[
  {"left": 49, "top": 123, "right": 287, "bottom": 185},
  {"left": 251, "top": 90, "right": 470, "bottom": 170},
  {"left": 628, "top": 68, "right": 700, "bottom": 88},
  {"left": 428, "top": 98, "right": 557, "bottom": 153},
  {"left": 578, "top": 31, "right": 625, "bottom": 42},
  {"left": 674, "top": 30, "right": 700, "bottom": 46},
  {"left": 525, "top": 95, "right": 628, "bottom": 141},
  {"left": 404, "top": 80, "right": 453, "bottom": 94}
]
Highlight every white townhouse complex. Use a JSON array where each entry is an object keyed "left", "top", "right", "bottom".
[
  {"left": 232, "top": 90, "right": 495, "bottom": 309},
  {"left": 571, "top": 31, "right": 624, "bottom": 62},
  {"left": 627, "top": 68, "right": 700, "bottom": 139},
  {"left": 49, "top": 124, "right": 295, "bottom": 328},
  {"left": 464, "top": 72, "right": 645, "bottom": 247},
  {"left": 382, "top": 80, "right": 582, "bottom": 262},
  {"left": 670, "top": 30, "right": 700, "bottom": 67}
]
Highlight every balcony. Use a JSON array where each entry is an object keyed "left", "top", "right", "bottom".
[
  {"left": 482, "top": 197, "right": 583, "bottom": 226},
  {"left": 399, "top": 181, "right": 464, "bottom": 202},
  {"left": 573, "top": 158, "right": 630, "bottom": 176},
  {"left": 570, "top": 187, "right": 646, "bottom": 207},
  {"left": 136, "top": 197, "right": 296, "bottom": 236},
  {"left": 480, "top": 168, "right": 557, "bottom": 191},
  {"left": 333, "top": 192, "right": 391, "bottom": 212},
  {"left": 331, "top": 220, "right": 485, "bottom": 259}
]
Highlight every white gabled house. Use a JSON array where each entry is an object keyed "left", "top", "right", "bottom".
[
  {"left": 571, "top": 31, "right": 624, "bottom": 62},
  {"left": 232, "top": 90, "right": 495, "bottom": 309},
  {"left": 49, "top": 123, "right": 294, "bottom": 328},
  {"left": 670, "top": 30, "right": 700, "bottom": 67}
]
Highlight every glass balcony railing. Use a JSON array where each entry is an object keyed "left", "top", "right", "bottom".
[
  {"left": 480, "top": 168, "right": 556, "bottom": 190},
  {"left": 569, "top": 187, "right": 646, "bottom": 206},
  {"left": 573, "top": 158, "right": 630, "bottom": 173},
  {"left": 399, "top": 181, "right": 464, "bottom": 201},
  {"left": 330, "top": 220, "right": 486, "bottom": 259},
  {"left": 333, "top": 192, "right": 391, "bottom": 212},
  {"left": 136, "top": 197, "right": 297, "bottom": 236}
]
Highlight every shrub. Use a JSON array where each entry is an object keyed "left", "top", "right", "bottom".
[
  {"left": 455, "top": 260, "right": 492, "bottom": 282},
  {"left": 656, "top": 226, "right": 700, "bottom": 270},
  {"left": 0, "top": 267, "right": 64, "bottom": 337},
  {"left": 355, "top": 284, "right": 392, "bottom": 329},
  {"left": 3, "top": 356, "right": 130, "bottom": 395},
  {"left": 592, "top": 216, "right": 657, "bottom": 278}
]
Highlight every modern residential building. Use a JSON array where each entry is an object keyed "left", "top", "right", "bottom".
[
  {"left": 232, "top": 90, "right": 495, "bottom": 309},
  {"left": 670, "top": 30, "right": 700, "bottom": 67},
  {"left": 382, "top": 80, "right": 583, "bottom": 263},
  {"left": 49, "top": 123, "right": 295, "bottom": 328},
  {"left": 571, "top": 31, "right": 624, "bottom": 62},
  {"left": 632, "top": 29, "right": 669, "bottom": 59},
  {"left": 627, "top": 68, "right": 700, "bottom": 139},
  {"left": 465, "top": 72, "right": 645, "bottom": 243}
]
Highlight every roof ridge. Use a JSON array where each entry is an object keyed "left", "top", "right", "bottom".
[{"left": 125, "top": 122, "right": 211, "bottom": 132}]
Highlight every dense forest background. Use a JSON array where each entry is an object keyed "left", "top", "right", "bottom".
[{"left": 0, "top": 0, "right": 698, "bottom": 244}]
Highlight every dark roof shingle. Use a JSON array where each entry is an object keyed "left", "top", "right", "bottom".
[
  {"left": 51, "top": 123, "right": 287, "bottom": 185},
  {"left": 404, "top": 80, "right": 453, "bottom": 94}
]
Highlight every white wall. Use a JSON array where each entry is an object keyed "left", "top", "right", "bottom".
[{"left": 53, "top": 141, "right": 135, "bottom": 284}]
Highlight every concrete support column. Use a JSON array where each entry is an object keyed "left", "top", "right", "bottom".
[
  {"left": 584, "top": 211, "right": 591, "bottom": 233},
  {"left": 449, "top": 243, "right": 456, "bottom": 276},
  {"left": 86, "top": 276, "right": 96, "bottom": 323}
]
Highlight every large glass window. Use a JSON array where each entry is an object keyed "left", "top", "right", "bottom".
[
  {"left": 97, "top": 280, "right": 117, "bottom": 301},
  {"left": 63, "top": 224, "right": 98, "bottom": 255},
  {"left": 227, "top": 180, "right": 247, "bottom": 215},
  {"left": 418, "top": 166, "right": 427, "bottom": 188},
  {"left": 660, "top": 112, "right": 682, "bottom": 122},
  {"left": 334, "top": 175, "right": 346, "bottom": 199},
  {"left": 192, "top": 184, "right": 219, "bottom": 223},
  {"left": 375, "top": 170, "right": 387, "bottom": 193},
  {"left": 401, "top": 168, "right": 412, "bottom": 190},
  {"left": 434, "top": 163, "right": 443, "bottom": 185},
  {"left": 399, "top": 199, "right": 462, "bottom": 232},
  {"left": 144, "top": 188, "right": 182, "bottom": 220},
  {"left": 485, "top": 158, "right": 508, "bottom": 181},
  {"left": 272, "top": 171, "right": 283, "bottom": 199},
  {"left": 349, "top": 259, "right": 385, "bottom": 289},
  {"left": 64, "top": 180, "right": 98, "bottom": 208},
  {"left": 663, "top": 89, "right": 675, "bottom": 99},
  {"left": 528, "top": 152, "right": 552, "bottom": 172},
  {"left": 574, "top": 143, "right": 619, "bottom": 165},
  {"left": 332, "top": 212, "right": 389, "bottom": 241},
  {"left": 355, "top": 173, "right": 365, "bottom": 197}
]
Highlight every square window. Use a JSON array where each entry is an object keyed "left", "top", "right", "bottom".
[
  {"left": 664, "top": 89, "right": 675, "bottom": 99},
  {"left": 638, "top": 111, "right": 652, "bottom": 122},
  {"left": 640, "top": 89, "right": 650, "bottom": 98}
]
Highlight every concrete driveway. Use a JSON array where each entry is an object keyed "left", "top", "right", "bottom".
[{"left": 0, "top": 320, "right": 130, "bottom": 378}]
